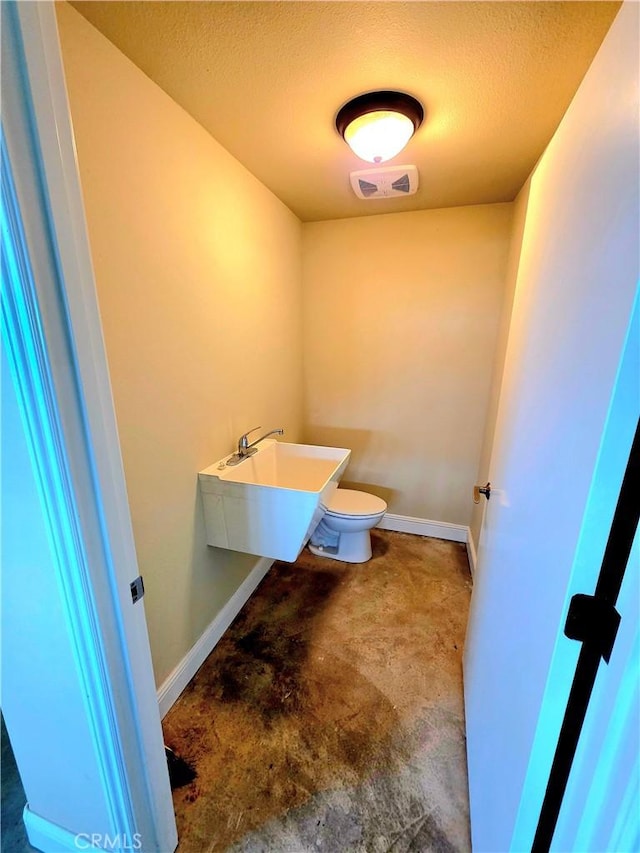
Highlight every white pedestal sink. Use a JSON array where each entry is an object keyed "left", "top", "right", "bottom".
[{"left": 198, "top": 440, "right": 351, "bottom": 561}]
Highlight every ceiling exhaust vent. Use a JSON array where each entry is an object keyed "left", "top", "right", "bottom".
[{"left": 350, "top": 164, "right": 419, "bottom": 200}]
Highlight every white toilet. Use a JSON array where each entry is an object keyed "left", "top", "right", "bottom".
[{"left": 308, "top": 488, "right": 387, "bottom": 563}]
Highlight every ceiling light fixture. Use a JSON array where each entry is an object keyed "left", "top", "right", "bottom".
[{"left": 335, "top": 90, "right": 424, "bottom": 164}]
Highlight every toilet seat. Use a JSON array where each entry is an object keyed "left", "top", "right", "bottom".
[
  {"left": 324, "top": 488, "right": 387, "bottom": 518},
  {"left": 310, "top": 488, "right": 387, "bottom": 563}
]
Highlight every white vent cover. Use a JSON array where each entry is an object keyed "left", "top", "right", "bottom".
[{"left": 349, "top": 164, "right": 419, "bottom": 200}]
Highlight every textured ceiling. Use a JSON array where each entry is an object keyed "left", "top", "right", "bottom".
[{"left": 68, "top": 1, "right": 620, "bottom": 222}]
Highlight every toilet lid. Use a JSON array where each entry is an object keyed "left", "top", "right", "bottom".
[{"left": 325, "top": 488, "right": 387, "bottom": 517}]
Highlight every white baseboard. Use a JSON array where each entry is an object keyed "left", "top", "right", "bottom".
[
  {"left": 24, "top": 806, "right": 85, "bottom": 852},
  {"left": 378, "top": 512, "right": 468, "bottom": 543},
  {"left": 466, "top": 533, "right": 477, "bottom": 577},
  {"left": 157, "top": 556, "right": 273, "bottom": 718}
]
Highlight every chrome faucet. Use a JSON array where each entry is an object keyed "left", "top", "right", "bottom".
[{"left": 227, "top": 426, "right": 284, "bottom": 466}]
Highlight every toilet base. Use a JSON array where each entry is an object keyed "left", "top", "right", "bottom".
[{"left": 308, "top": 529, "right": 372, "bottom": 563}]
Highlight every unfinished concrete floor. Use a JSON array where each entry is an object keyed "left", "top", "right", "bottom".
[{"left": 163, "top": 529, "right": 473, "bottom": 853}]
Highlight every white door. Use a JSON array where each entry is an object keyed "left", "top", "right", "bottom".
[
  {"left": 2, "top": 4, "right": 177, "bottom": 850},
  {"left": 463, "top": 4, "right": 639, "bottom": 851}
]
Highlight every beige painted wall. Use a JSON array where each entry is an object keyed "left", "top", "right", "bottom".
[
  {"left": 302, "top": 204, "right": 513, "bottom": 526},
  {"left": 469, "top": 180, "right": 531, "bottom": 552},
  {"left": 57, "top": 4, "right": 303, "bottom": 685}
]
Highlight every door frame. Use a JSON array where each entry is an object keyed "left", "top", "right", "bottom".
[{"left": 2, "top": 3, "right": 176, "bottom": 849}]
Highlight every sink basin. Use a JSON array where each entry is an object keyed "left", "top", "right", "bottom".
[{"left": 198, "top": 439, "right": 351, "bottom": 561}]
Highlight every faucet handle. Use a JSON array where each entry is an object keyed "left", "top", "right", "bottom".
[{"left": 239, "top": 426, "right": 261, "bottom": 450}]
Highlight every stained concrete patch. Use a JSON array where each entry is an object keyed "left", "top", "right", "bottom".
[{"left": 163, "top": 530, "right": 472, "bottom": 852}]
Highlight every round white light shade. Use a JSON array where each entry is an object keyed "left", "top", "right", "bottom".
[{"left": 343, "top": 110, "right": 415, "bottom": 163}]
